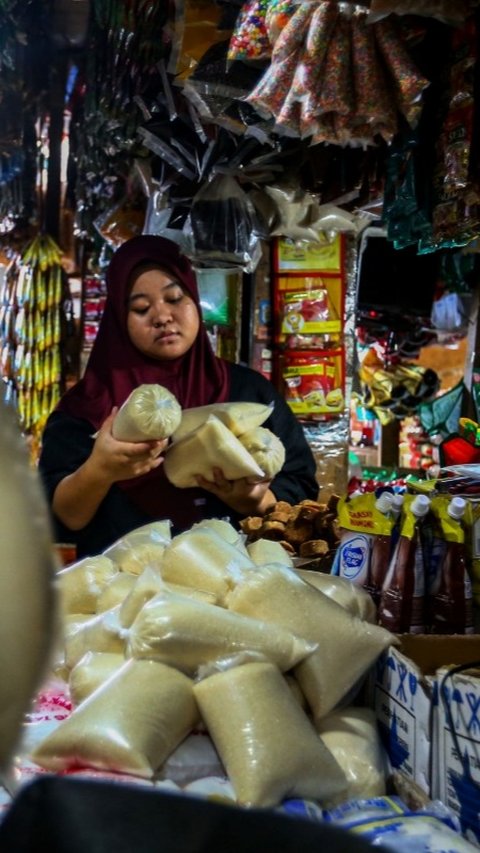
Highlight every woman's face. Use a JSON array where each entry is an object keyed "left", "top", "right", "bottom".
[{"left": 126, "top": 266, "right": 200, "bottom": 361}]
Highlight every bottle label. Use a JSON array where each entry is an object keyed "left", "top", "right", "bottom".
[{"left": 336, "top": 533, "right": 372, "bottom": 584}]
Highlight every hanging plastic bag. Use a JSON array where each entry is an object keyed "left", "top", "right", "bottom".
[{"left": 187, "top": 174, "right": 262, "bottom": 271}]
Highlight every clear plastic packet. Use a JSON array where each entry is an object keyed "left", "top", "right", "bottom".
[
  {"left": 112, "top": 384, "right": 181, "bottom": 442},
  {"left": 68, "top": 650, "right": 125, "bottom": 707},
  {"left": 315, "top": 707, "right": 387, "bottom": 803},
  {"left": 102, "top": 521, "right": 172, "bottom": 575},
  {"left": 94, "top": 196, "right": 146, "bottom": 248},
  {"left": 237, "top": 426, "right": 286, "bottom": 478},
  {"left": 193, "top": 659, "right": 348, "bottom": 807},
  {"left": 127, "top": 589, "right": 316, "bottom": 675},
  {"left": 63, "top": 605, "right": 127, "bottom": 670},
  {"left": 246, "top": 1, "right": 314, "bottom": 120},
  {"left": 373, "top": 17, "right": 431, "bottom": 127},
  {"left": 163, "top": 415, "right": 266, "bottom": 488},
  {"left": 227, "top": 563, "right": 396, "bottom": 719},
  {"left": 95, "top": 573, "right": 137, "bottom": 613},
  {"left": 119, "top": 565, "right": 218, "bottom": 629},
  {"left": 31, "top": 659, "right": 199, "bottom": 778},
  {"left": 187, "top": 173, "right": 262, "bottom": 271},
  {"left": 167, "top": 0, "right": 230, "bottom": 80},
  {"left": 159, "top": 525, "right": 255, "bottom": 600},
  {"left": 172, "top": 402, "right": 273, "bottom": 441},
  {"left": 56, "top": 555, "right": 118, "bottom": 615},
  {"left": 228, "top": 0, "right": 271, "bottom": 62},
  {"left": 296, "top": 570, "right": 377, "bottom": 623}
]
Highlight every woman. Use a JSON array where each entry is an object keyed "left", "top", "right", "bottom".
[{"left": 39, "top": 235, "right": 318, "bottom": 557}]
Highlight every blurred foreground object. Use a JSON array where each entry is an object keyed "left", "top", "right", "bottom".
[{"left": 0, "top": 397, "right": 58, "bottom": 787}]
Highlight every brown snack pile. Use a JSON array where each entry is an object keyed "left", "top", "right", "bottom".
[{"left": 240, "top": 495, "right": 340, "bottom": 563}]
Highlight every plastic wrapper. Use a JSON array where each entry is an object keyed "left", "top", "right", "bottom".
[
  {"left": 119, "top": 566, "right": 218, "bottom": 629},
  {"left": 163, "top": 414, "right": 266, "bottom": 488},
  {"left": 237, "top": 426, "right": 286, "bottom": 478},
  {"left": 296, "top": 570, "right": 377, "bottom": 623},
  {"left": 64, "top": 606, "right": 126, "bottom": 670},
  {"left": 349, "top": 7, "right": 398, "bottom": 143},
  {"left": 227, "top": 564, "right": 396, "bottom": 719},
  {"left": 193, "top": 660, "right": 347, "bottom": 807},
  {"left": 322, "top": 795, "right": 476, "bottom": 852},
  {"left": 31, "top": 660, "right": 199, "bottom": 778},
  {"left": 367, "top": 0, "right": 471, "bottom": 26},
  {"left": 187, "top": 174, "right": 262, "bottom": 271},
  {"left": 168, "top": 0, "right": 233, "bottom": 81},
  {"left": 315, "top": 707, "right": 387, "bottom": 803},
  {"left": 172, "top": 400, "right": 273, "bottom": 441},
  {"left": 127, "top": 589, "right": 315, "bottom": 675},
  {"left": 56, "top": 556, "right": 118, "bottom": 615},
  {"left": 112, "top": 384, "right": 182, "bottom": 442},
  {"left": 160, "top": 526, "right": 255, "bottom": 600},
  {"left": 68, "top": 651, "right": 126, "bottom": 707}
]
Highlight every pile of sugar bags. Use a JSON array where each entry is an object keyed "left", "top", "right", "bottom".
[{"left": 32, "top": 516, "right": 395, "bottom": 808}]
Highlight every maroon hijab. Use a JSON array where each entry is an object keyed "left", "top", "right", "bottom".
[{"left": 57, "top": 235, "right": 231, "bottom": 427}]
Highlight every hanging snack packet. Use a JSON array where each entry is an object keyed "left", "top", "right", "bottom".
[
  {"left": 246, "top": 1, "right": 314, "bottom": 120},
  {"left": 373, "top": 17, "right": 430, "bottom": 127}
]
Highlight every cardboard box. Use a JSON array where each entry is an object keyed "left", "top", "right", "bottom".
[
  {"left": 433, "top": 662, "right": 480, "bottom": 846},
  {"left": 373, "top": 635, "right": 480, "bottom": 804}
]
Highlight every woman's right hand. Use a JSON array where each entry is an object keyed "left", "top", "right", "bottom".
[{"left": 89, "top": 409, "right": 168, "bottom": 483}]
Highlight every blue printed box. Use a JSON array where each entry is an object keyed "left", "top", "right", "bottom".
[{"left": 433, "top": 663, "right": 480, "bottom": 847}]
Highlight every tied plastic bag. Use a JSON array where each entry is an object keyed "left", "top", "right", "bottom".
[
  {"left": 247, "top": 538, "right": 295, "bottom": 569},
  {"left": 163, "top": 415, "right": 266, "bottom": 489},
  {"left": 112, "top": 384, "right": 181, "bottom": 442},
  {"left": 127, "top": 589, "right": 315, "bottom": 675},
  {"left": 193, "top": 660, "right": 347, "bottom": 807},
  {"left": 227, "top": 564, "right": 396, "bottom": 719},
  {"left": 31, "top": 659, "right": 199, "bottom": 778}
]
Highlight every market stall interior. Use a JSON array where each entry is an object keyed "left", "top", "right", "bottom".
[{"left": 2, "top": 0, "right": 480, "bottom": 850}]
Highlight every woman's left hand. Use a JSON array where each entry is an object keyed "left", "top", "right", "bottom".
[{"left": 196, "top": 467, "right": 276, "bottom": 517}]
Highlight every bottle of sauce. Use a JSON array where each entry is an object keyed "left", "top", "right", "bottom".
[
  {"left": 365, "top": 492, "right": 397, "bottom": 608},
  {"left": 378, "top": 494, "right": 430, "bottom": 634},
  {"left": 430, "top": 496, "right": 474, "bottom": 634}
]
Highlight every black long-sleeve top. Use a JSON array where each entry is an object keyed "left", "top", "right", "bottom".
[{"left": 39, "top": 363, "right": 318, "bottom": 557}]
